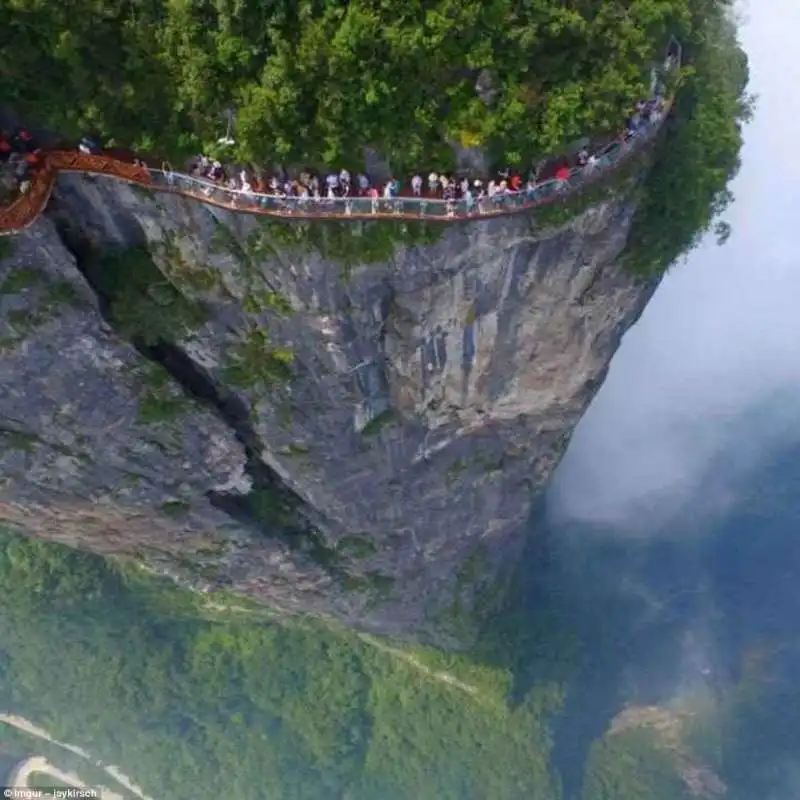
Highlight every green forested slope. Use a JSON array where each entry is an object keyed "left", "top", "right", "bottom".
[
  {"left": 0, "top": 530, "right": 563, "bottom": 800},
  {"left": 2, "top": 0, "right": 729, "bottom": 172},
  {"left": 0, "top": 529, "right": 701, "bottom": 799}
]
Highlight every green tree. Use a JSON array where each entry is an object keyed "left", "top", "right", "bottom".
[
  {"left": 622, "top": 2, "right": 753, "bottom": 275},
  {"left": 0, "top": 0, "right": 729, "bottom": 169}
]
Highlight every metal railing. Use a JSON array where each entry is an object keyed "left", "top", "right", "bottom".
[{"left": 143, "top": 116, "right": 666, "bottom": 222}]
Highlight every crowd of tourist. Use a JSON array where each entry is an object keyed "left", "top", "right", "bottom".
[
  {"left": 180, "top": 93, "right": 668, "bottom": 215},
  {"left": 0, "top": 128, "right": 44, "bottom": 204},
  {"left": 0, "top": 79, "right": 668, "bottom": 218}
]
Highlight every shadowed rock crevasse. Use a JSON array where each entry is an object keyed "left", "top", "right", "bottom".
[{"left": 0, "top": 171, "right": 659, "bottom": 644}]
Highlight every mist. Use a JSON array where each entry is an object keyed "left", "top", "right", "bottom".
[
  {"left": 520, "top": 7, "right": 800, "bottom": 797},
  {"left": 549, "top": 0, "right": 800, "bottom": 530}
]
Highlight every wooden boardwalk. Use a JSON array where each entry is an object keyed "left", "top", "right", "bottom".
[{"left": 0, "top": 117, "right": 665, "bottom": 235}]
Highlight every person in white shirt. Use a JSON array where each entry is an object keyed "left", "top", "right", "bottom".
[
  {"left": 383, "top": 182, "right": 394, "bottom": 198},
  {"left": 428, "top": 172, "right": 439, "bottom": 193},
  {"left": 411, "top": 174, "right": 422, "bottom": 196},
  {"left": 339, "top": 168, "right": 350, "bottom": 185},
  {"left": 326, "top": 173, "right": 339, "bottom": 191}
]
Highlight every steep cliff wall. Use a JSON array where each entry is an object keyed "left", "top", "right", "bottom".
[{"left": 0, "top": 175, "right": 658, "bottom": 643}]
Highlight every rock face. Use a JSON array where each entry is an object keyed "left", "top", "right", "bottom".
[{"left": 0, "top": 174, "right": 658, "bottom": 644}]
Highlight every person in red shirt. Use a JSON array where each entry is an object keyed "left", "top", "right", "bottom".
[
  {"left": 509, "top": 174, "right": 522, "bottom": 192},
  {"left": 555, "top": 165, "right": 571, "bottom": 182},
  {"left": 0, "top": 138, "right": 10, "bottom": 163}
]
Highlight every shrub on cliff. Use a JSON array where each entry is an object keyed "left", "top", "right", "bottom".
[{"left": 1, "top": 0, "right": 731, "bottom": 171}]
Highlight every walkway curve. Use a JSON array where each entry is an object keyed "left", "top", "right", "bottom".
[
  {"left": 0, "top": 713, "right": 154, "bottom": 800},
  {"left": 0, "top": 106, "right": 670, "bottom": 236},
  {"left": 8, "top": 755, "right": 124, "bottom": 800}
]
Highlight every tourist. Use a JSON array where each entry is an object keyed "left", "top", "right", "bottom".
[
  {"left": 443, "top": 183, "right": 456, "bottom": 216},
  {"left": 411, "top": 174, "right": 422, "bottom": 196},
  {"left": 16, "top": 129, "right": 35, "bottom": 153},
  {"left": 368, "top": 185, "right": 379, "bottom": 213},
  {"left": 427, "top": 171, "right": 439, "bottom": 195},
  {"left": 24, "top": 150, "right": 41, "bottom": 170},
  {"left": 464, "top": 188, "right": 475, "bottom": 214}
]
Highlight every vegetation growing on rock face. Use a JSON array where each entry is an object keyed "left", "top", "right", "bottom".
[
  {"left": 581, "top": 728, "right": 694, "bottom": 800},
  {"left": 1, "top": 0, "right": 730, "bottom": 172},
  {"left": 0, "top": 236, "right": 16, "bottom": 261},
  {"left": 96, "top": 247, "right": 208, "bottom": 345}
]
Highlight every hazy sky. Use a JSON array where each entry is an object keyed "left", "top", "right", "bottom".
[{"left": 552, "top": 0, "right": 800, "bottom": 524}]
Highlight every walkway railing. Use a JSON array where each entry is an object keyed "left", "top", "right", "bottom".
[
  {"left": 0, "top": 99, "right": 672, "bottom": 235},
  {"left": 144, "top": 116, "right": 666, "bottom": 222}
]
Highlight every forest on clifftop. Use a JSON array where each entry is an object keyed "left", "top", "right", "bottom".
[{"left": 2, "top": 0, "right": 738, "bottom": 173}]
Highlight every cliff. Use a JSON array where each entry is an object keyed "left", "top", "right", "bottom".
[{"left": 0, "top": 173, "right": 658, "bottom": 643}]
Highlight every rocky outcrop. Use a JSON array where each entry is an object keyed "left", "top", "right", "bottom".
[{"left": 0, "top": 172, "right": 658, "bottom": 644}]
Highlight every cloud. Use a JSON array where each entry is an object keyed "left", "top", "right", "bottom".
[{"left": 551, "top": 1, "right": 800, "bottom": 527}]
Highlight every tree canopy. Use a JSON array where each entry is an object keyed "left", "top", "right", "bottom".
[
  {"left": 0, "top": 0, "right": 731, "bottom": 171},
  {"left": 621, "top": 1, "right": 752, "bottom": 274}
]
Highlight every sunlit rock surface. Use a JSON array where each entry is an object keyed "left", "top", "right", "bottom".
[{"left": 0, "top": 172, "right": 658, "bottom": 643}]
